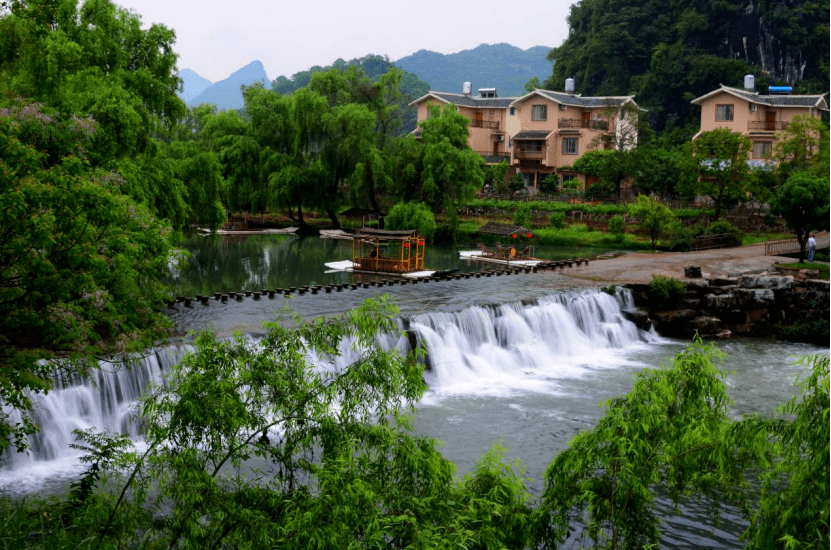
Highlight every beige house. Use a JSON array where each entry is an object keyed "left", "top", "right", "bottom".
[
  {"left": 508, "top": 89, "right": 638, "bottom": 189},
  {"left": 410, "top": 84, "right": 639, "bottom": 192},
  {"left": 410, "top": 87, "right": 514, "bottom": 164},
  {"left": 691, "top": 84, "right": 828, "bottom": 162}
]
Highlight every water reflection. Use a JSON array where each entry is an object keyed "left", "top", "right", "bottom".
[{"left": 165, "top": 233, "right": 625, "bottom": 298}]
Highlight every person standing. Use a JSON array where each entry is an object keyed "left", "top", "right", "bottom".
[{"left": 807, "top": 234, "right": 816, "bottom": 262}]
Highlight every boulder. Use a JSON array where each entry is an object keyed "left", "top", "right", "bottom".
[
  {"left": 707, "top": 293, "right": 737, "bottom": 309},
  {"left": 738, "top": 275, "right": 794, "bottom": 290},
  {"left": 684, "top": 265, "right": 702, "bottom": 278},
  {"left": 711, "top": 277, "right": 739, "bottom": 286},
  {"left": 686, "top": 316, "right": 722, "bottom": 334},
  {"left": 736, "top": 288, "right": 775, "bottom": 306},
  {"left": 621, "top": 309, "right": 652, "bottom": 331}
]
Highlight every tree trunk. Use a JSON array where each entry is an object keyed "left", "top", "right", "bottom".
[{"left": 326, "top": 208, "right": 341, "bottom": 230}]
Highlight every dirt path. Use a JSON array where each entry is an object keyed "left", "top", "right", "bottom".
[{"left": 564, "top": 232, "right": 829, "bottom": 284}]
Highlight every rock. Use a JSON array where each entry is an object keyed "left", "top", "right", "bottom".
[
  {"left": 713, "top": 329, "right": 732, "bottom": 339},
  {"left": 621, "top": 309, "right": 652, "bottom": 331},
  {"left": 711, "top": 277, "right": 739, "bottom": 286},
  {"left": 686, "top": 316, "right": 722, "bottom": 334},
  {"left": 684, "top": 265, "right": 702, "bottom": 278},
  {"left": 736, "top": 288, "right": 775, "bottom": 306},
  {"left": 738, "top": 275, "right": 794, "bottom": 290},
  {"left": 707, "top": 293, "right": 737, "bottom": 309},
  {"left": 807, "top": 279, "right": 830, "bottom": 292},
  {"left": 684, "top": 279, "right": 710, "bottom": 290}
]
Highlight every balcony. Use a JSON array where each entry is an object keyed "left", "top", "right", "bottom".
[
  {"left": 475, "top": 151, "right": 511, "bottom": 163},
  {"left": 558, "top": 118, "right": 609, "bottom": 131},
  {"left": 514, "top": 150, "right": 545, "bottom": 160},
  {"left": 748, "top": 121, "right": 788, "bottom": 132},
  {"left": 470, "top": 119, "right": 500, "bottom": 130}
]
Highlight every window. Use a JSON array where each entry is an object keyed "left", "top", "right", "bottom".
[
  {"left": 716, "top": 104, "right": 734, "bottom": 121},
  {"left": 750, "top": 104, "right": 757, "bottom": 112},
  {"left": 752, "top": 141, "right": 772, "bottom": 159},
  {"left": 562, "top": 137, "right": 578, "bottom": 155},
  {"left": 509, "top": 106, "right": 516, "bottom": 116},
  {"left": 531, "top": 104, "right": 547, "bottom": 121}
]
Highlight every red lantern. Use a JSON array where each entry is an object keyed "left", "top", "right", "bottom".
[
  {"left": 527, "top": 233, "right": 532, "bottom": 238},
  {"left": 404, "top": 242, "right": 410, "bottom": 248},
  {"left": 418, "top": 241, "right": 424, "bottom": 246},
  {"left": 512, "top": 233, "right": 517, "bottom": 239}
]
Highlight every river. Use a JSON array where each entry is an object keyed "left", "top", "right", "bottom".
[{"left": 0, "top": 233, "right": 824, "bottom": 548}]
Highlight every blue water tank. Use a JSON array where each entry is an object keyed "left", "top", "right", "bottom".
[{"left": 768, "top": 86, "right": 792, "bottom": 94}]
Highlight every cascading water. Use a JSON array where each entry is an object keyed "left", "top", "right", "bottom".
[
  {"left": 407, "top": 290, "right": 658, "bottom": 399},
  {"left": 0, "top": 345, "right": 193, "bottom": 491},
  {"left": 0, "top": 289, "right": 654, "bottom": 493}
]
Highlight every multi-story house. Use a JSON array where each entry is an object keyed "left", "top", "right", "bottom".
[
  {"left": 410, "top": 81, "right": 639, "bottom": 193},
  {"left": 690, "top": 78, "right": 828, "bottom": 163}
]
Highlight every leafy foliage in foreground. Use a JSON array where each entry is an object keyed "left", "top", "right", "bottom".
[
  {"left": 2, "top": 305, "right": 827, "bottom": 549},
  {"left": 0, "top": 101, "right": 172, "bottom": 454}
]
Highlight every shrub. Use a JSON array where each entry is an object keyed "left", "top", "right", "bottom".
[
  {"left": 704, "top": 219, "right": 742, "bottom": 245},
  {"left": 584, "top": 180, "right": 616, "bottom": 201},
  {"left": 508, "top": 173, "right": 525, "bottom": 192},
  {"left": 608, "top": 215, "right": 625, "bottom": 242},
  {"left": 540, "top": 174, "right": 559, "bottom": 194},
  {"left": 549, "top": 212, "right": 566, "bottom": 229},
  {"left": 648, "top": 275, "right": 685, "bottom": 312},
  {"left": 385, "top": 202, "right": 437, "bottom": 241},
  {"left": 629, "top": 195, "right": 676, "bottom": 249},
  {"left": 513, "top": 205, "right": 531, "bottom": 227}
]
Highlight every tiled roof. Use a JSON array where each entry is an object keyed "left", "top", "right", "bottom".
[
  {"left": 515, "top": 90, "right": 636, "bottom": 108},
  {"left": 410, "top": 91, "right": 517, "bottom": 108},
  {"left": 513, "top": 130, "right": 553, "bottom": 139},
  {"left": 692, "top": 86, "right": 828, "bottom": 109}
]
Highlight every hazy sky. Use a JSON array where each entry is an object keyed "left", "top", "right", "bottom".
[{"left": 116, "top": 0, "right": 577, "bottom": 82}]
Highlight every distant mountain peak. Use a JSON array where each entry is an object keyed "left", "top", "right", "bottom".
[{"left": 187, "top": 60, "right": 269, "bottom": 110}]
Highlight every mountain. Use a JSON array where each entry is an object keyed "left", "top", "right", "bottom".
[
  {"left": 394, "top": 43, "right": 553, "bottom": 97},
  {"left": 188, "top": 60, "right": 269, "bottom": 110},
  {"left": 177, "top": 69, "right": 212, "bottom": 103}
]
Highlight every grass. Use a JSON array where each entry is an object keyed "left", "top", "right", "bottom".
[{"left": 775, "top": 262, "right": 829, "bottom": 280}]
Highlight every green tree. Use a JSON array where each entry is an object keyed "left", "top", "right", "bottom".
[
  {"left": 385, "top": 201, "right": 436, "bottom": 241},
  {"left": 0, "top": 102, "right": 172, "bottom": 453},
  {"left": 0, "top": 0, "right": 190, "bottom": 225},
  {"left": 679, "top": 128, "right": 752, "bottom": 219},
  {"left": 632, "top": 146, "right": 684, "bottom": 198},
  {"left": 418, "top": 104, "right": 485, "bottom": 233},
  {"left": 773, "top": 114, "right": 830, "bottom": 180},
  {"left": 534, "top": 341, "right": 737, "bottom": 549},
  {"left": 770, "top": 171, "right": 830, "bottom": 262},
  {"left": 738, "top": 354, "right": 829, "bottom": 549},
  {"left": 629, "top": 194, "right": 675, "bottom": 249}
]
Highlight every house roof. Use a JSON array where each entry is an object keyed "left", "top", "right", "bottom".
[
  {"left": 690, "top": 86, "right": 828, "bottom": 110},
  {"left": 513, "top": 130, "right": 553, "bottom": 140},
  {"left": 510, "top": 90, "right": 638, "bottom": 108},
  {"left": 409, "top": 91, "right": 517, "bottom": 109}
]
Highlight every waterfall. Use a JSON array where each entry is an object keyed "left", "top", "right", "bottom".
[
  {"left": 407, "top": 290, "right": 658, "bottom": 400},
  {"left": 0, "top": 290, "right": 654, "bottom": 488},
  {"left": 0, "top": 345, "right": 192, "bottom": 474}
]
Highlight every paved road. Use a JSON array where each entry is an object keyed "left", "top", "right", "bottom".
[{"left": 564, "top": 232, "right": 829, "bottom": 284}]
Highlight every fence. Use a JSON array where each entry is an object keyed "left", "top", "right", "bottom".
[
  {"left": 765, "top": 239, "right": 802, "bottom": 256},
  {"left": 690, "top": 233, "right": 738, "bottom": 251}
]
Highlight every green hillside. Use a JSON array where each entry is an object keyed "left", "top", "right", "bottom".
[{"left": 395, "top": 43, "right": 553, "bottom": 97}]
